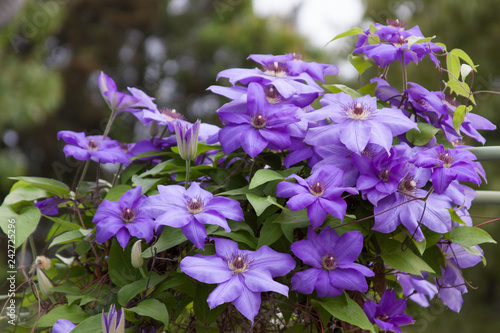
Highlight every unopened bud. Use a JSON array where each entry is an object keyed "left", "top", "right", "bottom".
[
  {"left": 149, "top": 120, "right": 159, "bottom": 138},
  {"left": 36, "top": 268, "right": 53, "bottom": 296},
  {"left": 131, "top": 240, "right": 144, "bottom": 269},
  {"left": 174, "top": 119, "right": 201, "bottom": 161}
]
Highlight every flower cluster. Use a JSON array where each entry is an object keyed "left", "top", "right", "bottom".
[{"left": 6, "top": 19, "right": 496, "bottom": 333}]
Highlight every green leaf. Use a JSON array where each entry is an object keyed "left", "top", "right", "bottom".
[
  {"left": 36, "top": 304, "right": 89, "bottom": 327},
  {"left": 449, "top": 226, "right": 496, "bottom": 247},
  {"left": 70, "top": 314, "right": 103, "bottom": 333},
  {"left": 249, "top": 169, "right": 283, "bottom": 189},
  {"left": 246, "top": 193, "right": 282, "bottom": 216},
  {"left": 131, "top": 175, "right": 167, "bottom": 194},
  {"left": 446, "top": 79, "right": 476, "bottom": 104},
  {"left": 108, "top": 239, "right": 144, "bottom": 287},
  {"left": 380, "top": 239, "right": 435, "bottom": 276},
  {"left": 421, "top": 245, "right": 445, "bottom": 278},
  {"left": 452, "top": 105, "right": 468, "bottom": 133},
  {"left": 257, "top": 219, "right": 283, "bottom": 248},
  {"left": 446, "top": 53, "right": 461, "bottom": 80},
  {"left": 406, "top": 35, "right": 436, "bottom": 47},
  {"left": 118, "top": 272, "right": 164, "bottom": 306},
  {"left": 406, "top": 122, "right": 440, "bottom": 146},
  {"left": 324, "top": 84, "right": 363, "bottom": 98},
  {"left": 274, "top": 209, "right": 310, "bottom": 242},
  {"left": 3, "top": 185, "right": 48, "bottom": 206},
  {"left": 311, "top": 293, "right": 375, "bottom": 332},
  {"left": 358, "top": 82, "right": 378, "bottom": 97},
  {"left": 0, "top": 205, "right": 41, "bottom": 248},
  {"left": 193, "top": 284, "right": 225, "bottom": 324},
  {"left": 44, "top": 215, "right": 82, "bottom": 231},
  {"left": 49, "top": 229, "right": 92, "bottom": 248},
  {"left": 348, "top": 54, "right": 372, "bottom": 75},
  {"left": 172, "top": 142, "right": 221, "bottom": 157},
  {"left": 127, "top": 298, "right": 169, "bottom": 326},
  {"left": 8, "top": 176, "right": 70, "bottom": 197},
  {"left": 104, "top": 184, "right": 133, "bottom": 201},
  {"left": 210, "top": 229, "right": 257, "bottom": 249},
  {"left": 143, "top": 226, "right": 187, "bottom": 258},
  {"left": 450, "top": 48, "right": 476, "bottom": 69},
  {"left": 328, "top": 27, "right": 363, "bottom": 43}
]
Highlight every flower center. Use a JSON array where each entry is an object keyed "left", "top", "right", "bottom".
[
  {"left": 251, "top": 114, "right": 267, "bottom": 129},
  {"left": 393, "top": 35, "right": 408, "bottom": 47},
  {"left": 263, "top": 61, "right": 288, "bottom": 77},
  {"left": 347, "top": 102, "right": 371, "bottom": 120},
  {"left": 264, "top": 85, "right": 282, "bottom": 104},
  {"left": 309, "top": 182, "right": 324, "bottom": 196},
  {"left": 160, "top": 108, "right": 184, "bottom": 122},
  {"left": 292, "top": 52, "right": 303, "bottom": 61},
  {"left": 87, "top": 139, "right": 98, "bottom": 150},
  {"left": 438, "top": 151, "right": 454, "bottom": 168},
  {"left": 398, "top": 177, "right": 417, "bottom": 195},
  {"left": 386, "top": 19, "right": 405, "bottom": 30},
  {"left": 379, "top": 314, "right": 390, "bottom": 322},
  {"left": 380, "top": 169, "right": 390, "bottom": 182},
  {"left": 121, "top": 208, "right": 135, "bottom": 223},
  {"left": 227, "top": 253, "right": 252, "bottom": 274},
  {"left": 187, "top": 197, "right": 204, "bottom": 214},
  {"left": 321, "top": 255, "right": 337, "bottom": 271}
]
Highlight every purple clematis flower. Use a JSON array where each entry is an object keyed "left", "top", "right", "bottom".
[
  {"left": 35, "top": 197, "right": 66, "bottom": 216},
  {"left": 435, "top": 242, "right": 483, "bottom": 312},
  {"left": 52, "top": 319, "right": 76, "bottom": 333},
  {"left": 92, "top": 186, "right": 155, "bottom": 249},
  {"left": 291, "top": 227, "right": 374, "bottom": 297},
  {"left": 396, "top": 273, "right": 437, "bottom": 307},
  {"left": 98, "top": 72, "right": 145, "bottom": 113},
  {"left": 218, "top": 82, "right": 299, "bottom": 158},
  {"left": 354, "top": 19, "right": 443, "bottom": 67},
  {"left": 364, "top": 289, "right": 414, "bottom": 333},
  {"left": 143, "top": 182, "right": 244, "bottom": 249},
  {"left": 57, "top": 131, "right": 130, "bottom": 164},
  {"left": 180, "top": 238, "right": 295, "bottom": 323},
  {"left": 373, "top": 166, "right": 453, "bottom": 241},
  {"left": 414, "top": 144, "right": 481, "bottom": 194},
  {"left": 102, "top": 304, "right": 125, "bottom": 333},
  {"left": 354, "top": 143, "right": 414, "bottom": 205},
  {"left": 216, "top": 54, "right": 325, "bottom": 99},
  {"left": 276, "top": 165, "right": 358, "bottom": 228},
  {"left": 304, "top": 93, "right": 417, "bottom": 154}
]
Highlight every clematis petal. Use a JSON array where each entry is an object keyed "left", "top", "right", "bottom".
[
  {"left": 328, "top": 268, "right": 369, "bottom": 292},
  {"left": 291, "top": 268, "right": 321, "bottom": 295},
  {"left": 241, "top": 128, "right": 268, "bottom": 158},
  {"left": 181, "top": 221, "right": 208, "bottom": 249},
  {"left": 251, "top": 245, "right": 296, "bottom": 277},
  {"left": 315, "top": 270, "right": 342, "bottom": 297},
  {"left": 207, "top": 275, "right": 243, "bottom": 308},
  {"left": 242, "top": 269, "right": 289, "bottom": 296},
  {"left": 232, "top": 282, "right": 262, "bottom": 324},
  {"left": 181, "top": 254, "right": 233, "bottom": 284},
  {"left": 307, "top": 200, "right": 327, "bottom": 228}
]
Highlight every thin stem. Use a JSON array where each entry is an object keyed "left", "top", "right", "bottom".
[
  {"left": 401, "top": 54, "right": 408, "bottom": 90},
  {"left": 28, "top": 235, "right": 37, "bottom": 260},
  {"left": 95, "top": 160, "right": 101, "bottom": 201},
  {"left": 111, "top": 164, "right": 123, "bottom": 187},
  {"left": 102, "top": 109, "right": 117, "bottom": 139},
  {"left": 76, "top": 160, "right": 90, "bottom": 196},
  {"left": 185, "top": 159, "right": 191, "bottom": 190}
]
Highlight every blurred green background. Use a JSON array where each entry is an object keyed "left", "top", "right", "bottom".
[{"left": 0, "top": 0, "right": 499, "bottom": 332}]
